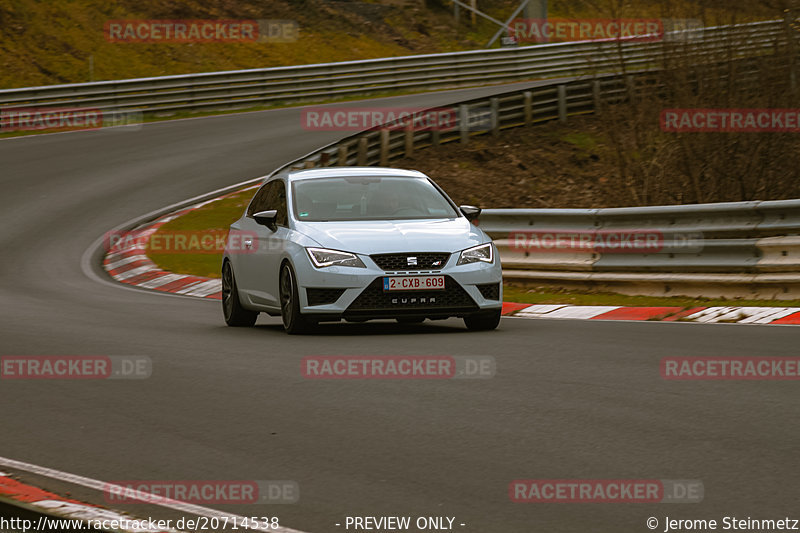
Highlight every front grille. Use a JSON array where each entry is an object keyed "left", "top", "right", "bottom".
[
  {"left": 306, "top": 288, "right": 346, "bottom": 306},
  {"left": 345, "top": 276, "right": 477, "bottom": 317},
  {"left": 370, "top": 252, "right": 450, "bottom": 272},
  {"left": 477, "top": 283, "right": 500, "bottom": 300}
]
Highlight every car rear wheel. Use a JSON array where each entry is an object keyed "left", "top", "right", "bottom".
[
  {"left": 222, "top": 261, "right": 258, "bottom": 327},
  {"left": 464, "top": 309, "right": 501, "bottom": 331},
  {"left": 280, "top": 262, "right": 315, "bottom": 335}
]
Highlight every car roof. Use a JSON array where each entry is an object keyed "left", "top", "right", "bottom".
[{"left": 285, "top": 167, "right": 428, "bottom": 181}]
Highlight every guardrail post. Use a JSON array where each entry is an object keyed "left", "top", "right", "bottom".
[
  {"left": 523, "top": 91, "right": 533, "bottom": 127},
  {"left": 592, "top": 80, "right": 601, "bottom": 111},
  {"left": 459, "top": 104, "right": 469, "bottom": 144},
  {"left": 304, "top": 160, "right": 315, "bottom": 169},
  {"left": 431, "top": 128, "right": 441, "bottom": 146},
  {"left": 490, "top": 97, "right": 499, "bottom": 136},
  {"left": 380, "top": 129, "right": 390, "bottom": 166},
  {"left": 625, "top": 75, "right": 636, "bottom": 102},
  {"left": 320, "top": 152, "right": 330, "bottom": 166},
  {"left": 558, "top": 85, "right": 567, "bottom": 123},
  {"left": 357, "top": 137, "right": 368, "bottom": 166},
  {"left": 338, "top": 144, "right": 349, "bottom": 166},
  {"left": 405, "top": 124, "right": 415, "bottom": 157}
]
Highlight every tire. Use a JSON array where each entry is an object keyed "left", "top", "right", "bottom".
[
  {"left": 396, "top": 317, "right": 425, "bottom": 324},
  {"left": 279, "top": 262, "right": 315, "bottom": 335},
  {"left": 463, "top": 309, "right": 501, "bottom": 331},
  {"left": 222, "top": 261, "right": 258, "bottom": 327}
]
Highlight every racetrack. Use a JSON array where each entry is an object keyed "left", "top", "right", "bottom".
[{"left": 2, "top": 81, "right": 799, "bottom": 532}]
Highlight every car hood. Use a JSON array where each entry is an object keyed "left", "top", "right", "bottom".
[{"left": 293, "top": 218, "right": 487, "bottom": 255}]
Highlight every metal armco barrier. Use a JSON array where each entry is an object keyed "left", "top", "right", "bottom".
[
  {"left": 269, "top": 49, "right": 779, "bottom": 174},
  {"left": 251, "top": 20, "right": 800, "bottom": 297},
  {"left": 480, "top": 202, "right": 800, "bottom": 274},
  {"left": 0, "top": 20, "right": 786, "bottom": 115}
]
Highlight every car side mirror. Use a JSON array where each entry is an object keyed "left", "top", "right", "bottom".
[
  {"left": 459, "top": 205, "right": 481, "bottom": 222},
  {"left": 253, "top": 210, "right": 278, "bottom": 230}
]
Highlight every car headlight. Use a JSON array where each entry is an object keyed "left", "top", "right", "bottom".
[
  {"left": 306, "top": 247, "right": 366, "bottom": 268},
  {"left": 457, "top": 243, "right": 494, "bottom": 265}
]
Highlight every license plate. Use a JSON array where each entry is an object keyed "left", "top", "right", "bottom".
[{"left": 383, "top": 275, "right": 445, "bottom": 291}]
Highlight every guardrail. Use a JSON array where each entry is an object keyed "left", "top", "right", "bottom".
[
  {"left": 481, "top": 201, "right": 800, "bottom": 274},
  {"left": 481, "top": 199, "right": 800, "bottom": 299},
  {"left": 272, "top": 72, "right": 627, "bottom": 170},
  {"left": 270, "top": 50, "right": 774, "bottom": 172},
  {"left": 0, "top": 19, "right": 786, "bottom": 115},
  {"left": 254, "top": 20, "right": 800, "bottom": 298}
]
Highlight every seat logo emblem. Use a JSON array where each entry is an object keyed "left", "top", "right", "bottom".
[{"left": 407, "top": 257, "right": 417, "bottom": 266}]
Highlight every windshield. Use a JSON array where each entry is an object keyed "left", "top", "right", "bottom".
[{"left": 291, "top": 176, "right": 459, "bottom": 221}]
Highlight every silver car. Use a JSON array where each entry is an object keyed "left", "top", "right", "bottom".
[{"left": 222, "top": 167, "right": 502, "bottom": 334}]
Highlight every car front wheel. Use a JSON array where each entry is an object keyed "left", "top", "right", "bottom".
[
  {"left": 222, "top": 261, "right": 258, "bottom": 327},
  {"left": 279, "top": 262, "right": 315, "bottom": 335},
  {"left": 463, "top": 309, "right": 501, "bottom": 331}
]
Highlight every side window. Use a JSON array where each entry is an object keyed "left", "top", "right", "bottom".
[
  {"left": 273, "top": 181, "right": 288, "bottom": 226},
  {"left": 247, "top": 183, "right": 273, "bottom": 217},
  {"left": 247, "top": 180, "right": 287, "bottom": 226}
]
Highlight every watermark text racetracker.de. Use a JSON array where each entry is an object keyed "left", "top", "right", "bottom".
[
  {"left": 510, "top": 230, "right": 704, "bottom": 254},
  {"left": 301, "top": 106, "right": 494, "bottom": 132},
  {"left": 104, "top": 480, "right": 298, "bottom": 505},
  {"left": 509, "top": 479, "right": 703, "bottom": 503},
  {"left": 661, "top": 109, "right": 800, "bottom": 133},
  {"left": 1, "top": 107, "right": 142, "bottom": 133},
  {"left": 302, "top": 107, "right": 456, "bottom": 132},
  {"left": 509, "top": 18, "right": 664, "bottom": 43},
  {"left": 661, "top": 357, "right": 800, "bottom": 380},
  {"left": 105, "top": 229, "right": 268, "bottom": 255},
  {"left": 104, "top": 19, "right": 299, "bottom": 43},
  {"left": 0, "top": 356, "right": 151, "bottom": 380},
  {"left": 302, "top": 355, "right": 495, "bottom": 380}
]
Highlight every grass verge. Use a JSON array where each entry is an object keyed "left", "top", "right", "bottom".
[
  {"left": 146, "top": 187, "right": 255, "bottom": 278},
  {"left": 144, "top": 186, "right": 800, "bottom": 309}
]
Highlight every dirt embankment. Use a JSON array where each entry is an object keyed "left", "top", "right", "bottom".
[{"left": 393, "top": 117, "right": 629, "bottom": 209}]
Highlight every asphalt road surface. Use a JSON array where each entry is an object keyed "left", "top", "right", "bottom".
[{"left": 1, "top": 81, "right": 799, "bottom": 532}]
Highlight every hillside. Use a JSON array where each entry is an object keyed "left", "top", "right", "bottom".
[
  {"left": 0, "top": 0, "right": 524, "bottom": 88},
  {"left": 0, "top": 0, "right": 777, "bottom": 89}
]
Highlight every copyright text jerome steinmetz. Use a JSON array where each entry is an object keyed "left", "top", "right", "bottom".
[{"left": 647, "top": 516, "right": 800, "bottom": 531}]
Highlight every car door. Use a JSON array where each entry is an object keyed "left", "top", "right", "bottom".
[
  {"left": 229, "top": 182, "right": 269, "bottom": 299},
  {"left": 237, "top": 180, "right": 290, "bottom": 308}
]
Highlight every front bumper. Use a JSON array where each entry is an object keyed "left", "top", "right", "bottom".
[{"left": 294, "top": 250, "right": 502, "bottom": 321}]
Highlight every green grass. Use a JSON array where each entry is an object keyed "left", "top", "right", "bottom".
[
  {"left": 561, "top": 131, "right": 599, "bottom": 152},
  {"left": 147, "top": 187, "right": 255, "bottom": 278},
  {"left": 0, "top": 0, "right": 536, "bottom": 90},
  {"left": 1, "top": 0, "right": 777, "bottom": 90}
]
